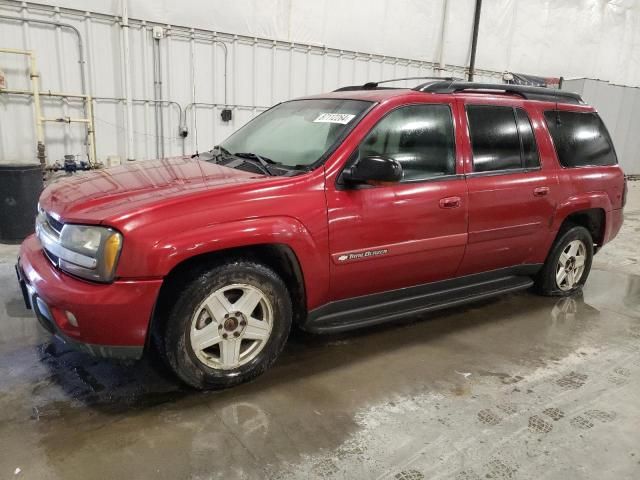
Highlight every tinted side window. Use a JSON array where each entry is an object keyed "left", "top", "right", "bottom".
[
  {"left": 359, "top": 104, "right": 456, "bottom": 181},
  {"left": 544, "top": 111, "right": 617, "bottom": 167},
  {"left": 515, "top": 108, "right": 540, "bottom": 168},
  {"left": 467, "top": 105, "right": 521, "bottom": 172}
]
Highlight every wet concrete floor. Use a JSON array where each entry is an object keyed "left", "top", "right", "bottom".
[
  {"left": 0, "top": 183, "right": 639, "bottom": 479},
  {"left": 0, "top": 259, "right": 639, "bottom": 479}
]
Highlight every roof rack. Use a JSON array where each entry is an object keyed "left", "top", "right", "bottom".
[
  {"left": 413, "top": 80, "right": 583, "bottom": 104},
  {"left": 334, "top": 76, "right": 462, "bottom": 92}
]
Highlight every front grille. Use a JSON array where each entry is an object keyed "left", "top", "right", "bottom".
[
  {"left": 43, "top": 248, "right": 60, "bottom": 267},
  {"left": 46, "top": 213, "right": 64, "bottom": 235},
  {"left": 36, "top": 210, "right": 64, "bottom": 268}
]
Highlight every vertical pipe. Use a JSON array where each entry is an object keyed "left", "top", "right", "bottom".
[
  {"left": 86, "top": 95, "right": 97, "bottom": 165},
  {"left": 189, "top": 28, "right": 196, "bottom": 154},
  {"left": 84, "top": 11, "right": 97, "bottom": 164},
  {"left": 152, "top": 32, "right": 163, "bottom": 159},
  {"left": 270, "top": 40, "right": 276, "bottom": 104},
  {"left": 321, "top": 47, "right": 327, "bottom": 92},
  {"left": 121, "top": 0, "right": 135, "bottom": 160},
  {"left": 164, "top": 25, "right": 172, "bottom": 157},
  {"left": 54, "top": 7, "right": 70, "bottom": 156},
  {"left": 212, "top": 32, "right": 217, "bottom": 104},
  {"left": 366, "top": 53, "right": 371, "bottom": 83},
  {"left": 337, "top": 50, "right": 343, "bottom": 89},
  {"left": 30, "top": 53, "right": 45, "bottom": 165},
  {"left": 212, "top": 33, "right": 218, "bottom": 147},
  {"left": 21, "top": 3, "right": 33, "bottom": 162},
  {"left": 219, "top": 39, "right": 228, "bottom": 105},
  {"left": 437, "top": 0, "right": 450, "bottom": 77},
  {"left": 231, "top": 35, "right": 237, "bottom": 105},
  {"left": 140, "top": 21, "right": 150, "bottom": 160},
  {"left": 288, "top": 42, "right": 294, "bottom": 99},
  {"left": 83, "top": 13, "right": 95, "bottom": 92},
  {"left": 351, "top": 53, "right": 356, "bottom": 84},
  {"left": 304, "top": 45, "right": 310, "bottom": 95},
  {"left": 251, "top": 38, "right": 257, "bottom": 117},
  {"left": 468, "top": 0, "right": 483, "bottom": 82}
]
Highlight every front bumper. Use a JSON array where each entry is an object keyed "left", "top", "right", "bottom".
[{"left": 17, "top": 235, "right": 163, "bottom": 360}]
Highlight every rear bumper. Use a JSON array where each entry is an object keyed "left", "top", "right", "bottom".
[
  {"left": 17, "top": 235, "right": 162, "bottom": 360},
  {"left": 604, "top": 208, "right": 624, "bottom": 245}
]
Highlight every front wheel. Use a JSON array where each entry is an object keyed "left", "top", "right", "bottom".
[
  {"left": 163, "top": 261, "right": 292, "bottom": 390},
  {"left": 535, "top": 225, "right": 594, "bottom": 296}
]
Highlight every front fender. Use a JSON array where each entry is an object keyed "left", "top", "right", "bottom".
[{"left": 147, "top": 216, "right": 329, "bottom": 309}]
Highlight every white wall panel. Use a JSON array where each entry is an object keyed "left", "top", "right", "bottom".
[
  {"left": 3, "top": 0, "right": 640, "bottom": 170},
  {"left": 1, "top": 0, "right": 487, "bottom": 165},
  {"left": 32, "top": 0, "right": 640, "bottom": 87}
]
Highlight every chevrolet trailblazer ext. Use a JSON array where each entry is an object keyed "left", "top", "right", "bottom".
[{"left": 16, "top": 79, "right": 626, "bottom": 389}]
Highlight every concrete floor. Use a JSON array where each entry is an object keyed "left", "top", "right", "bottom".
[{"left": 0, "top": 183, "right": 638, "bottom": 480}]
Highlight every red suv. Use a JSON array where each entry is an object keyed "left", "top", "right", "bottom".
[{"left": 16, "top": 79, "right": 626, "bottom": 389}]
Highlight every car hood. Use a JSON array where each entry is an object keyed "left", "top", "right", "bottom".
[{"left": 39, "top": 156, "right": 267, "bottom": 224}]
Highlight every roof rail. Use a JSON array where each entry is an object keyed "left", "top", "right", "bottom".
[
  {"left": 334, "top": 76, "right": 462, "bottom": 92},
  {"left": 413, "top": 80, "right": 583, "bottom": 104}
]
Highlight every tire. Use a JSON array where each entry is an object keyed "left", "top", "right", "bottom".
[
  {"left": 535, "top": 224, "right": 594, "bottom": 297},
  {"left": 163, "top": 261, "right": 292, "bottom": 390}
]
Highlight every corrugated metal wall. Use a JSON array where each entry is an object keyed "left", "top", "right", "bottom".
[
  {"left": 563, "top": 78, "right": 640, "bottom": 175},
  {"left": 0, "top": 1, "right": 502, "bottom": 166}
]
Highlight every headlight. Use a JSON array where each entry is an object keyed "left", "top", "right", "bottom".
[{"left": 58, "top": 225, "right": 123, "bottom": 282}]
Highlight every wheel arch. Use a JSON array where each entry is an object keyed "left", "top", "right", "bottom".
[
  {"left": 559, "top": 208, "right": 606, "bottom": 247},
  {"left": 552, "top": 192, "right": 611, "bottom": 248},
  {"left": 147, "top": 242, "right": 309, "bottom": 350}
]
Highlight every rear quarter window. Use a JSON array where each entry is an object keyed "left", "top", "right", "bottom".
[{"left": 543, "top": 111, "right": 617, "bottom": 167}]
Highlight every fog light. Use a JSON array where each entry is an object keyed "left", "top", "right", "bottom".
[{"left": 65, "top": 311, "right": 78, "bottom": 327}]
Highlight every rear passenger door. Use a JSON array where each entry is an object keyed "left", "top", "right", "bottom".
[{"left": 457, "top": 100, "right": 558, "bottom": 276}]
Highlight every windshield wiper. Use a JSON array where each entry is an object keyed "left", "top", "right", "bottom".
[
  {"left": 235, "top": 152, "right": 312, "bottom": 172},
  {"left": 192, "top": 145, "right": 232, "bottom": 162},
  {"left": 234, "top": 152, "right": 276, "bottom": 164},
  {"left": 233, "top": 152, "right": 275, "bottom": 176}
]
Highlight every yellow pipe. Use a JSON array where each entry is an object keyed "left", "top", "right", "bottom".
[
  {"left": 0, "top": 51, "right": 98, "bottom": 166},
  {"left": 0, "top": 47, "right": 32, "bottom": 55},
  {"left": 86, "top": 96, "right": 97, "bottom": 166},
  {"left": 0, "top": 48, "right": 45, "bottom": 164}
]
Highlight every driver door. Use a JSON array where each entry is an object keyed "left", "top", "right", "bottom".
[{"left": 326, "top": 102, "right": 469, "bottom": 301}]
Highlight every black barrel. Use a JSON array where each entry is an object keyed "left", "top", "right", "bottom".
[{"left": 0, "top": 163, "right": 43, "bottom": 243}]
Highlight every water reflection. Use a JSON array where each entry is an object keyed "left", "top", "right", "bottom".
[{"left": 1, "top": 269, "right": 639, "bottom": 479}]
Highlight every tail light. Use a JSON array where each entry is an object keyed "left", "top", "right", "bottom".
[{"left": 622, "top": 177, "right": 628, "bottom": 208}]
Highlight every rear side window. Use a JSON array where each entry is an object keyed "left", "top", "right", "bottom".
[
  {"left": 467, "top": 105, "right": 540, "bottom": 172},
  {"left": 544, "top": 111, "right": 617, "bottom": 167},
  {"left": 359, "top": 104, "right": 456, "bottom": 181}
]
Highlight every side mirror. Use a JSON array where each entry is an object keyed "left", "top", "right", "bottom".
[{"left": 342, "top": 156, "right": 403, "bottom": 184}]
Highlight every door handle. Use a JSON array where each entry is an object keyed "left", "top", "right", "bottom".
[
  {"left": 439, "top": 196, "right": 461, "bottom": 209},
  {"left": 533, "top": 186, "right": 550, "bottom": 197}
]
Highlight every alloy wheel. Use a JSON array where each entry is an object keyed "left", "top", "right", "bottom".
[
  {"left": 555, "top": 240, "right": 587, "bottom": 291},
  {"left": 189, "top": 283, "right": 273, "bottom": 370}
]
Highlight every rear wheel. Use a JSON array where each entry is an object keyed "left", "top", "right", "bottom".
[
  {"left": 163, "top": 261, "right": 292, "bottom": 389},
  {"left": 535, "top": 225, "right": 594, "bottom": 296}
]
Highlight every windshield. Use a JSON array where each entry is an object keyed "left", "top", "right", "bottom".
[{"left": 219, "top": 99, "right": 373, "bottom": 168}]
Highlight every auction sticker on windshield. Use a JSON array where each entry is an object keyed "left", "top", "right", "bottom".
[{"left": 313, "top": 113, "right": 356, "bottom": 124}]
